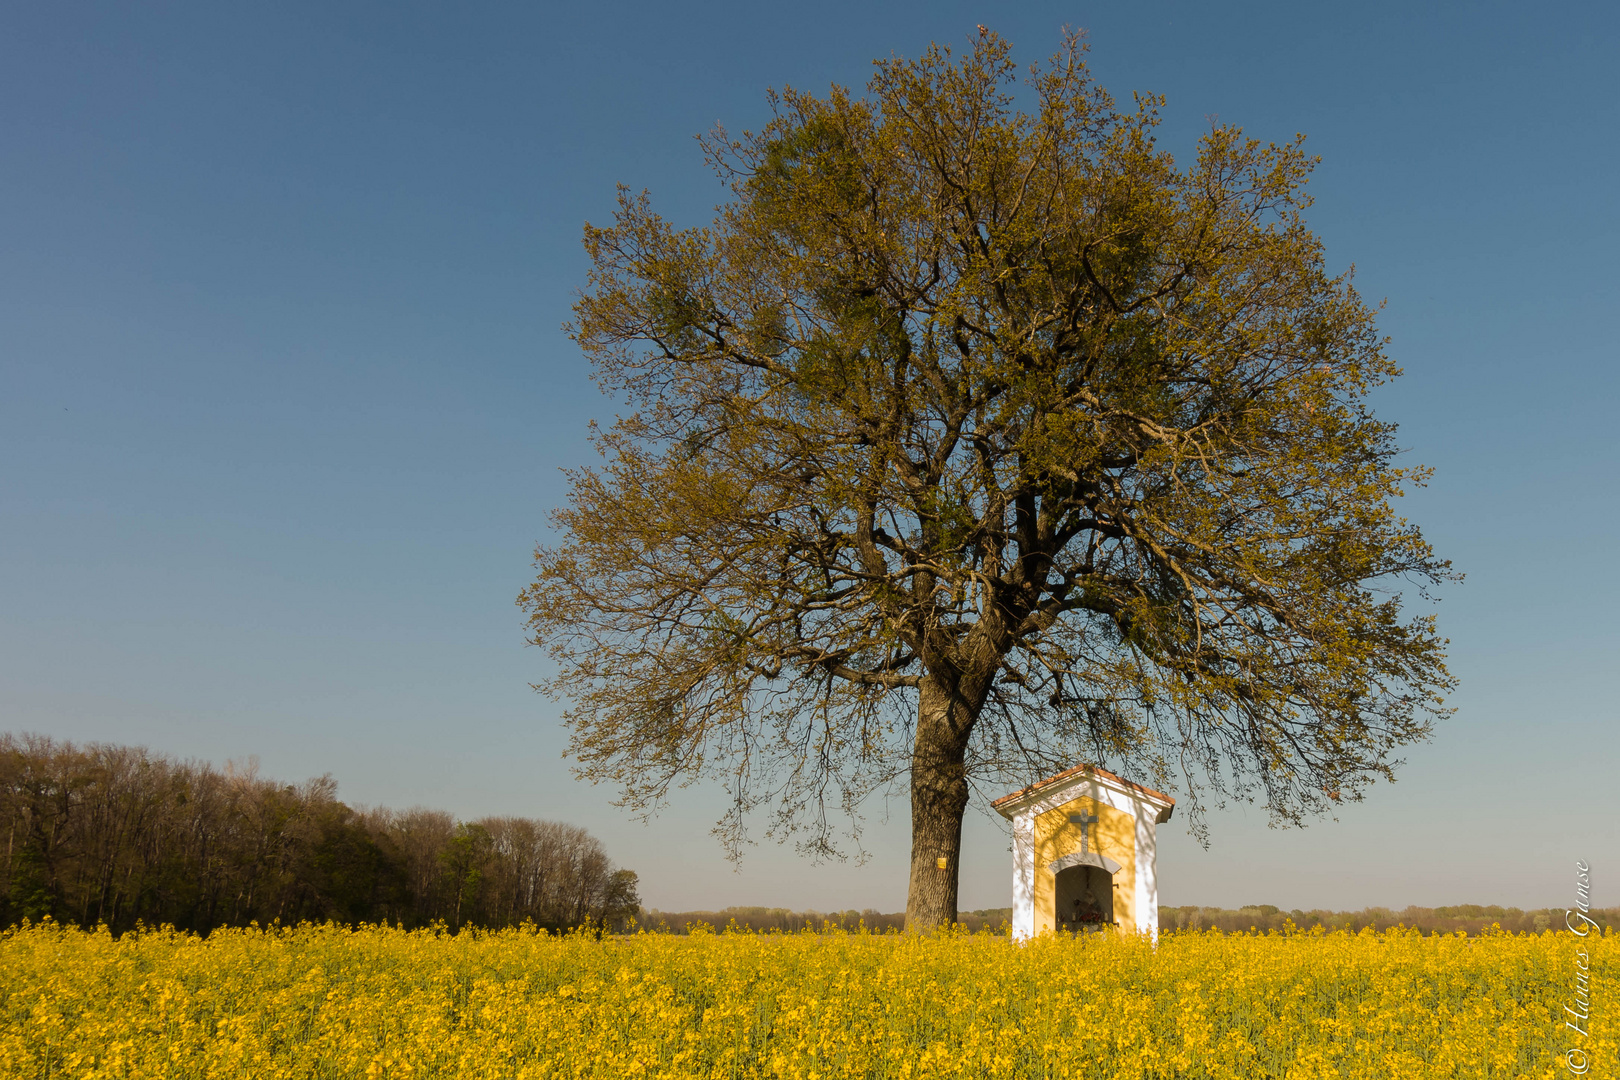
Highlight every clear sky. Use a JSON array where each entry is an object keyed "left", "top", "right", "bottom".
[{"left": 3, "top": 1, "right": 1616, "bottom": 914}]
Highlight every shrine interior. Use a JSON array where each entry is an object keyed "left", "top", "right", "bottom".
[{"left": 1055, "top": 864, "right": 1116, "bottom": 930}]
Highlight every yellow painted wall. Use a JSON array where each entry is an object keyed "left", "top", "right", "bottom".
[{"left": 1032, "top": 796, "right": 1136, "bottom": 935}]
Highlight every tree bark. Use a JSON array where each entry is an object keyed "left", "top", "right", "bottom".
[{"left": 905, "top": 674, "right": 977, "bottom": 931}]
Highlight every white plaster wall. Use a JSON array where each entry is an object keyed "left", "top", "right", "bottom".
[
  {"left": 1011, "top": 809, "right": 1035, "bottom": 940},
  {"left": 1135, "top": 811, "right": 1159, "bottom": 940}
]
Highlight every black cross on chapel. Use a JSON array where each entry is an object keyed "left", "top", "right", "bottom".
[{"left": 1069, "top": 809, "right": 1099, "bottom": 856}]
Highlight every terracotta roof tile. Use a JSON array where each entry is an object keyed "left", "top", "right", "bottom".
[{"left": 991, "top": 762, "right": 1175, "bottom": 810}]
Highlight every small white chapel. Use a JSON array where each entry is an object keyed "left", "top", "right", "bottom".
[{"left": 993, "top": 763, "right": 1175, "bottom": 940}]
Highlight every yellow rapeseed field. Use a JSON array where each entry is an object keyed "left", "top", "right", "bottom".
[{"left": 1, "top": 919, "right": 1608, "bottom": 1079}]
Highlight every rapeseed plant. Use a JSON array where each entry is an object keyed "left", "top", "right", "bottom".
[{"left": 0, "top": 919, "right": 1606, "bottom": 1078}]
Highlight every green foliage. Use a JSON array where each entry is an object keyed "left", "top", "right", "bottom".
[{"left": 524, "top": 29, "right": 1456, "bottom": 920}]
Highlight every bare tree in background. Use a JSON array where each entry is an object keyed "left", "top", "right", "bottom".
[{"left": 0, "top": 735, "right": 637, "bottom": 933}]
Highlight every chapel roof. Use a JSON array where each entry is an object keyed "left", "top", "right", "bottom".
[{"left": 991, "top": 762, "right": 1175, "bottom": 813}]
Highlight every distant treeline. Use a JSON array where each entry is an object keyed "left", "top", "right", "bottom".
[
  {"left": 643, "top": 904, "right": 1607, "bottom": 937},
  {"left": 644, "top": 908, "right": 1016, "bottom": 934},
  {"left": 1162, "top": 904, "right": 1616, "bottom": 937},
  {"left": 0, "top": 734, "right": 639, "bottom": 934}
]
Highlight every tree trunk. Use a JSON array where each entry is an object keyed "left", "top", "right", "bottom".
[{"left": 905, "top": 674, "right": 976, "bottom": 931}]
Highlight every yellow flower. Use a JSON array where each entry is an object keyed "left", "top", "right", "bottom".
[{"left": 0, "top": 919, "right": 1609, "bottom": 1078}]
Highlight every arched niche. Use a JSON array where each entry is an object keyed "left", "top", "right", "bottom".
[
  {"left": 1052, "top": 855, "right": 1119, "bottom": 931},
  {"left": 1048, "top": 851, "right": 1121, "bottom": 875}
]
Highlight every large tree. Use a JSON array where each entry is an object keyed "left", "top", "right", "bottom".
[{"left": 521, "top": 30, "right": 1455, "bottom": 929}]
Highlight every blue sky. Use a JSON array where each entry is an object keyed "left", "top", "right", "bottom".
[{"left": 3, "top": 1, "right": 1616, "bottom": 913}]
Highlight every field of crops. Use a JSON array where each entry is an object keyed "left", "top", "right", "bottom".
[{"left": 2, "top": 919, "right": 1610, "bottom": 1079}]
